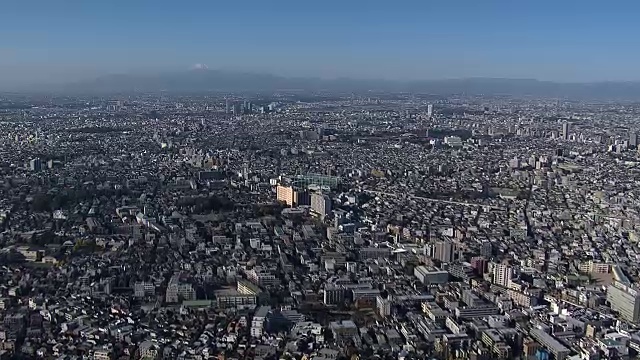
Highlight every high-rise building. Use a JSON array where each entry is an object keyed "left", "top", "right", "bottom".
[
  {"left": 276, "top": 186, "right": 294, "bottom": 205},
  {"left": 29, "top": 158, "right": 42, "bottom": 172},
  {"left": 562, "top": 122, "right": 570, "bottom": 140},
  {"left": 480, "top": 240, "right": 492, "bottom": 258},
  {"left": 225, "top": 99, "right": 231, "bottom": 114},
  {"left": 434, "top": 240, "right": 454, "bottom": 263},
  {"left": 607, "top": 281, "right": 640, "bottom": 323},
  {"left": 470, "top": 256, "right": 488, "bottom": 275},
  {"left": 376, "top": 295, "right": 391, "bottom": 317},
  {"left": 630, "top": 132, "right": 638, "bottom": 149},
  {"left": 242, "top": 162, "right": 249, "bottom": 180},
  {"left": 311, "top": 192, "right": 332, "bottom": 217},
  {"left": 276, "top": 185, "right": 309, "bottom": 206},
  {"left": 427, "top": 104, "right": 433, "bottom": 117},
  {"left": 492, "top": 263, "right": 513, "bottom": 287}
]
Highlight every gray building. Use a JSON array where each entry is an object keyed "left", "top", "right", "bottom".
[
  {"left": 311, "top": 192, "right": 332, "bottom": 217},
  {"left": 414, "top": 266, "right": 449, "bottom": 285},
  {"left": 530, "top": 328, "right": 570, "bottom": 360},
  {"left": 607, "top": 281, "right": 640, "bottom": 323},
  {"left": 562, "top": 122, "right": 570, "bottom": 140}
]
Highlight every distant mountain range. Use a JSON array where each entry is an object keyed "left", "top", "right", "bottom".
[{"left": 48, "top": 69, "right": 640, "bottom": 99}]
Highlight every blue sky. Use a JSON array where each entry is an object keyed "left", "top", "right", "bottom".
[{"left": 1, "top": 0, "right": 639, "bottom": 85}]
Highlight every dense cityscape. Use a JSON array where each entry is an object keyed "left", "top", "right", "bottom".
[{"left": 0, "top": 92, "right": 638, "bottom": 360}]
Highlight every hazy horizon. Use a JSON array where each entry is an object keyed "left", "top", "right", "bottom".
[{"left": 2, "top": 0, "right": 640, "bottom": 88}]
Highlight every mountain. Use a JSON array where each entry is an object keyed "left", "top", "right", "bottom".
[{"left": 55, "top": 69, "right": 640, "bottom": 99}]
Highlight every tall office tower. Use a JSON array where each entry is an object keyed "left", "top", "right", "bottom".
[
  {"left": 434, "top": 240, "right": 454, "bottom": 263},
  {"left": 607, "top": 281, "right": 640, "bottom": 323},
  {"left": 225, "top": 99, "right": 231, "bottom": 114},
  {"left": 492, "top": 263, "right": 513, "bottom": 287},
  {"left": 562, "top": 122, "right": 570, "bottom": 140},
  {"left": 233, "top": 103, "right": 242, "bottom": 115},
  {"left": 427, "top": 104, "right": 433, "bottom": 117},
  {"left": 630, "top": 132, "right": 638, "bottom": 149}
]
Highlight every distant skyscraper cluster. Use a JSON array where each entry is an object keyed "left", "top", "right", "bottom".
[
  {"left": 106, "top": 100, "right": 124, "bottom": 112},
  {"left": 224, "top": 99, "right": 278, "bottom": 115},
  {"left": 224, "top": 99, "right": 253, "bottom": 115}
]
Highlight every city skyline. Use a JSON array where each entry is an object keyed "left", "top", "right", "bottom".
[{"left": 2, "top": 0, "right": 640, "bottom": 87}]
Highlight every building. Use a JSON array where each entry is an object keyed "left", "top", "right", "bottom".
[
  {"left": 470, "top": 256, "right": 488, "bottom": 274},
  {"left": 434, "top": 240, "right": 454, "bottom": 263},
  {"left": 562, "top": 122, "right": 570, "bottom": 140},
  {"left": 93, "top": 348, "right": 112, "bottom": 360},
  {"left": 311, "top": 192, "right": 332, "bottom": 217},
  {"left": 530, "top": 329, "right": 570, "bottom": 360},
  {"left": 377, "top": 295, "right": 391, "bottom": 317},
  {"left": 251, "top": 306, "right": 270, "bottom": 338},
  {"left": 16, "top": 246, "right": 43, "bottom": 262},
  {"left": 324, "top": 284, "right": 345, "bottom": 305},
  {"left": 276, "top": 185, "right": 310, "bottom": 206},
  {"left": 493, "top": 264, "right": 513, "bottom": 288},
  {"left": 106, "top": 100, "right": 123, "bottom": 112},
  {"left": 276, "top": 185, "right": 295, "bottom": 206},
  {"left": 522, "top": 337, "right": 540, "bottom": 357},
  {"left": 329, "top": 320, "right": 358, "bottom": 341},
  {"left": 165, "top": 274, "right": 196, "bottom": 303},
  {"left": 448, "top": 263, "right": 475, "bottom": 281},
  {"left": 462, "top": 290, "right": 483, "bottom": 307},
  {"left": 352, "top": 288, "right": 381, "bottom": 302},
  {"left": 444, "top": 136, "right": 463, "bottom": 147},
  {"left": 414, "top": 266, "right": 449, "bottom": 285},
  {"left": 138, "top": 340, "right": 160, "bottom": 359},
  {"left": 237, "top": 279, "right": 262, "bottom": 296},
  {"left": 427, "top": 104, "right": 433, "bottom": 117},
  {"left": 246, "top": 266, "right": 278, "bottom": 287},
  {"left": 480, "top": 240, "right": 492, "bottom": 258},
  {"left": 579, "top": 260, "right": 610, "bottom": 274},
  {"left": 214, "top": 288, "right": 257, "bottom": 309},
  {"left": 133, "top": 282, "right": 155, "bottom": 298},
  {"left": 631, "top": 132, "right": 638, "bottom": 148},
  {"left": 29, "top": 158, "right": 42, "bottom": 172},
  {"left": 607, "top": 281, "right": 640, "bottom": 323}
]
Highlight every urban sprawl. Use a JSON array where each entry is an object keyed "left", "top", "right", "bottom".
[{"left": 0, "top": 93, "right": 639, "bottom": 360}]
